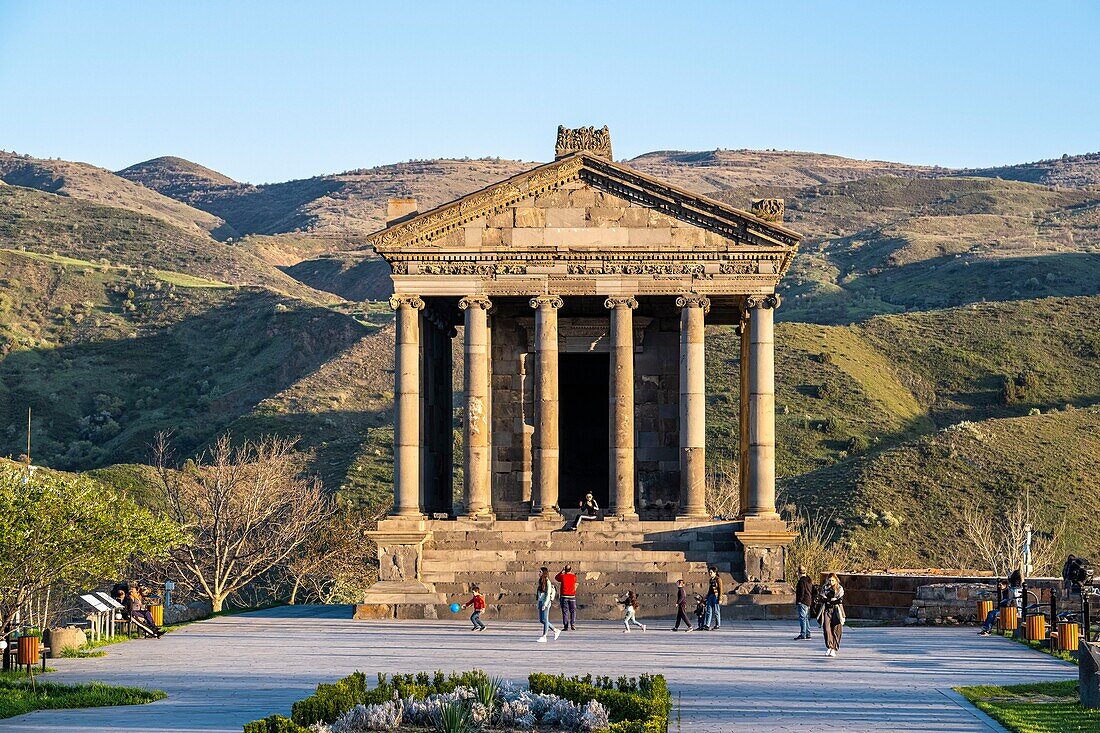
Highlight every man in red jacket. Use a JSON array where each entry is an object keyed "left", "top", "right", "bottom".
[{"left": 555, "top": 565, "right": 578, "bottom": 630}]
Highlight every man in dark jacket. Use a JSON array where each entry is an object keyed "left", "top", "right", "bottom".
[{"left": 795, "top": 566, "right": 814, "bottom": 640}]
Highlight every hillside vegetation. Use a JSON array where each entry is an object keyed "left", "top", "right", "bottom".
[
  {"left": 0, "top": 185, "right": 331, "bottom": 301},
  {"left": 0, "top": 249, "right": 369, "bottom": 470},
  {"left": 781, "top": 407, "right": 1100, "bottom": 569},
  {"left": 0, "top": 151, "right": 234, "bottom": 239}
]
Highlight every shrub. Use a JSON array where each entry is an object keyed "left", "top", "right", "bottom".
[
  {"left": 846, "top": 435, "right": 871, "bottom": 454},
  {"left": 241, "top": 716, "right": 308, "bottom": 733},
  {"left": 528, "top": 673, "right": 670, "bottom": 732},
  {"left": 290, "top": 671, "right": 369, "bottom": 726},
  {"left": 815, "top": 382, "right": 837, "bottom": 400}
]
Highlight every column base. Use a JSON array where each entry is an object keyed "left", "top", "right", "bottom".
[
  {"left": 733, "top": 515, "right": 796, "bottom": 584},
  {"left": 607, "top": 511, "right": 639, "bottom": 522},
  {"left": 676, "top": 507, "right": 710, "bottom": 521}
]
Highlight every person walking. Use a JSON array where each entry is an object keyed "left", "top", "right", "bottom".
[
  {"left": 462, "top": 584, "right": 487, "bottom": 631},
  {"left": 703, "top": 566, "right": 723, "bottom": 630},
  {"left": 555, "top": 565, "right": 578, "bottom": 630},
  {"left": 816, "top": 573, "right": 846, "bottom": 656},
  {"left": 536, "top": 567, "right": 560, "bottom": 643},
  {"left": 794, "top": 565, "right": 814, "bottom": 640},
  {"left": 618, "top": 590, "right": 646, "bottom": 633},
  {"left": 671, "top": 579, "right": 692, "bottom": 632}
]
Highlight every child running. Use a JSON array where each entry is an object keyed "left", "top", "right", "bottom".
[
  {"left": 618, "top": 590, "right": 646, "bottom": 633},
  {"left": 462, "top": 584, "right": 487, "bottom": 631}
]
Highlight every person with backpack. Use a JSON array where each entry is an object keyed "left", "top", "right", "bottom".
[{"left": 536, "top": 567, "right": 560, "bottom": 643}]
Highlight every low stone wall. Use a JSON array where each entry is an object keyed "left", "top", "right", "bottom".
[{"left": 837, "top": 573, "right": 1070, "bottom": 621}]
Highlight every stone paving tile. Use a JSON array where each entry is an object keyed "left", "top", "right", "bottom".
[{"left": 0, "top": 605, "right": 1075, "bottom": 732}]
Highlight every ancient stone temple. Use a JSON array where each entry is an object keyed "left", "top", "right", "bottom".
[{"left": 357, "top": 127, "right": 802, "bottom": 620}]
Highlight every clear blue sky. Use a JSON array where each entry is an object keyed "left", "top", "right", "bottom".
[{"left": 1, "top": 1, "right": 1097, "bottom": 183}]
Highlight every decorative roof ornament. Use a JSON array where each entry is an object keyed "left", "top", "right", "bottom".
[
  {"left": 555, "top": 125, "right": 613, "bottom": 160},
  {"left": 751, "top": 198, "right": 785, "bottom": 223}
]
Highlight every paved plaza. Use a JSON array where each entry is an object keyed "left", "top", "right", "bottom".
[{"left": 0, "top": 605, "right": 1078, "bottom": 733}]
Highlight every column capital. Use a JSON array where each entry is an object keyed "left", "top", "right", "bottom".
[
  {"left": 745, "top": 293, "right": 781, "bottom": 311},
  {"left": 388, "top": 294, "right": 425, "bottom": 311},
  {"left": 676, "top": 294, "right": 711, "bottom": 313},
  {"left": 604, "top": 295, "right": 638, "bottom": 310},
  {"left": 458, "top": 295, "right": 493, "bottom": 311},
  {"left": 529, "top": 295, "right": 564, "bottom": 310}
]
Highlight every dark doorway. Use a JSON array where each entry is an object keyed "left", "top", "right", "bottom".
[{"left": 559, "top": 352, "right": 610, "bottom": 509}]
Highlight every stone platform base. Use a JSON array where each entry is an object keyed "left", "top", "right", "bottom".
[{"left": 360, "top": 517, "right": 795, "bottom": 621}]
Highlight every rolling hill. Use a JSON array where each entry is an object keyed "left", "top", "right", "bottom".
[
  {"left": 0, "top": 151, "right": 236, "bottom": 239},
  {"left": 0, "top": 185, "right": 332, "bottom": 301}
]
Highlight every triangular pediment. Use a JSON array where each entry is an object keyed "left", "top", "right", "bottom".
[{"left": 367, "top": 153, "right": 801, "bottom": 254}]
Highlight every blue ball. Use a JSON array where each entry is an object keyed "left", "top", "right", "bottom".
[{"left": 450, "top": 603, "right": 461, "bottom": 613}]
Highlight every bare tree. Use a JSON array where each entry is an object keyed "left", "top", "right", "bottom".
[
  {"left": 282, "top": 505, "right": 380, "bottom": 605},
  {"left": 154, "top": 433, "right": 333, "bottom": 612},
  {"left": 960, "top": 500, "right": 1066, "bottom": 578}
]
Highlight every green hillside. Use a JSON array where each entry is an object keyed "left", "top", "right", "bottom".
[
  {"left": 0, "top": 185, "right": 332, "bottom": 301},
  {"left": 0, "top": 249, "right": 370, "bottom": 470},
  {"left": 781, "top": 407, "right": 1100, "bottom": 568}
]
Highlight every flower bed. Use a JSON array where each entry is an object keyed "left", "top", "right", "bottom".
[{"left": 242, "top": 671, "right": 670, "bottom": 733}]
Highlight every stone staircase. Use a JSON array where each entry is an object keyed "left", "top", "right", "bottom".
[{"left": 406, "top": 518, "right": 793, "bottom": 621}]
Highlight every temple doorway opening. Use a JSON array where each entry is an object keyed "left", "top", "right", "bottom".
[{"left": 559, "top": 352, "right": 610, "bottom": 509}]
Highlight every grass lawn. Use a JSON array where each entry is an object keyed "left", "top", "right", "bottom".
[
  {"left": 956, "top": 680, "right": 1100, "bottom": 733},
  {"left": 0, "top": 677, "right": 164, "bottom": 719}
]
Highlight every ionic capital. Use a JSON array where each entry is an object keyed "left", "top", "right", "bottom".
[
  {"left": 388, "top": 294, "right": 425, "bottom": 311},
  {"left": 603, "top": 296, "right": 638, "bottom": 310},
  {"left": 745, "top": 293, "right": 781, "bottom": 311},
  {"left": 676, "top": 294, "right": 711, "bottom": 313},
  {"left": 458, "top": 295, "right": 493, "bottom": 312},
  {"left": 529, "top": 295, "right": 564, "bottom": 310}
]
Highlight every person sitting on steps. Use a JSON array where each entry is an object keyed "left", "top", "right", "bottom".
[{"left": 566, "top": 493, "right": 600, "bottom": 531}]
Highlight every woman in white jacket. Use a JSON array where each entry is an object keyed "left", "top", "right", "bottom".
[{"left": 536, "top": 566, "right": 560, "bottom": 643}]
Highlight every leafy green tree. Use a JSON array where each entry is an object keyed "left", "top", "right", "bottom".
[{"left": 0, "top": 463, "right": 182, "bottom": 636}]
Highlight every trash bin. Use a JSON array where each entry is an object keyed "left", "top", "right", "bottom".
[
  {"left": 999, "top": 605, "right": 1018, "bottom": 632},
  {"left": 150, "top": 604, "right": 163, "bottom": 627},
  {"left": 1057, "top": 621, "right": 1080, "bottom": 651},
  {"left": 977, "top": 600, "right": 994, "bottom": 624},
  {"left": 16, "top": 636, "right": 39, "bottom": 666},
  {"left": 1026, "top": 614, "right": 1046, "bottom": 641}
]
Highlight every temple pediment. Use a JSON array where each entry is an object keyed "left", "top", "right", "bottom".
[
  {"left": 368, "top": 152, "right": 799, "bottom": 253},
  {"left": 367, "top": 127, "right": 801, "bottom": 297}
]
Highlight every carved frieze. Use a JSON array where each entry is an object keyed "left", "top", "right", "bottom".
[{"left": 720, "top": 261, "right": 759, "bottom": 275}]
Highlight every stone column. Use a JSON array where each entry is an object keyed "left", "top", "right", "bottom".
[
  {"left": 459, "top": 295, "right": 493, "bottom": 517},
  {"left": 605, "top": 296, "right": 638, "bottom": 519},
  {"left": 530, "top": 295, "right": 563, "bottom": 516},
  {"left": 676, "top": 294, "right": 710, "bottom": 519},
  {"left": 745, "top": 294, "right": 780, "bottom": 518},
  {"left": 389, "top": 294, "right": 425, "bottom": 517},
  {"left": 737, "top": 310, "right": 750, "bottom": 513}
]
